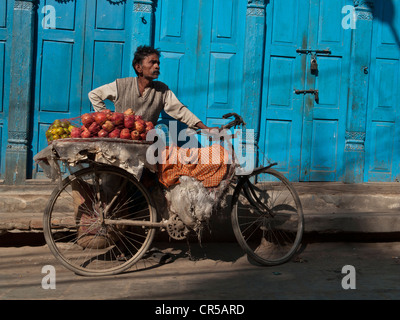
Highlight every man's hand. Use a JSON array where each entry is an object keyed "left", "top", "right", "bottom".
[{"left": 195, "top": 121, "right": 221, "bottom": 131}]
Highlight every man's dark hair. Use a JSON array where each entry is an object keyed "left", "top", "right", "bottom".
[{"left": 132, "top": 45, "right": 161, "bottom": 76}]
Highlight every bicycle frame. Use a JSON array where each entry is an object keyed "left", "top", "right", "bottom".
[{"left": 40, "top": 113, "right": 304, "bottom": 276}]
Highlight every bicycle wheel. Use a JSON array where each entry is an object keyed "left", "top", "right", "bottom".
[
  {"left": 231, "top": 167, "right": 304, "bottom": 265},
  {"left": 43, "top": 165, "right": 157, "bottom": 276}
]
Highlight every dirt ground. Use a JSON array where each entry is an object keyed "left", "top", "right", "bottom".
[{"left": 1, "top": 236, "right": 400, "bottom": 302}]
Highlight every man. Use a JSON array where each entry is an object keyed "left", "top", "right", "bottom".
[
  {"left": 89, "top": 45, "right": 212, "bottom": 130},
  {"left": 85, "top": 46, "right": 228, "bottom": 251}
]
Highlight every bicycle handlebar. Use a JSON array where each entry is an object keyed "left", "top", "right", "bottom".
[
  {"left": 221, "top": 113, "right": 246, "bottom": 130},
  {"left": 190, "top": 113, "right": 245, "bottom": 137}
]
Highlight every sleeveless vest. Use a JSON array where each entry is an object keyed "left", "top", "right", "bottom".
[{"left": 114, "top": 77, "right": 169, "bottom": 125}]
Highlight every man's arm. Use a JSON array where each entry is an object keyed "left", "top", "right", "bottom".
[
  {"left": 163, "top": 90, "right": 202, "bottom": 128},
  {"left": 195, "top": 121, "right": 215, "bottom": 130},
  {"left": 88, "top": 81, "right": 118, "bottom": 112},
  {"left": 163, "top": 89, "right": 218, "bottom": 130}
]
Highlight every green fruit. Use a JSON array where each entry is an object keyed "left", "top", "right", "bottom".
[
  {"left": 55, "top": 127, "right": 65, "bottom": 135},
  {"left": 61, "top": 121, "right": 70, "bottom": 128}
]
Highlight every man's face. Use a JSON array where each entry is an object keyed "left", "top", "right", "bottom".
[{"left": 136, "top": 53, "right": 160, "bottom": 80}]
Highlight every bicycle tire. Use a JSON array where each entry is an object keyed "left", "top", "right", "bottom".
[
  {"left": 43, "top": 165, "right": 157, "bottom": 276},
  {"left": 231, "top": 167, "right": 304, "bottom": 266}
]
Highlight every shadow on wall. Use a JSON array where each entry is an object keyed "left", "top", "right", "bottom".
[{"left": 373, "top": 0, "right": 400, "bottom": 47}]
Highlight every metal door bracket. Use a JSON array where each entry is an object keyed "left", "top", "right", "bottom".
[
  {"left": 296, "top": 49, "right": 331, "bottom": 55},
  {"left": 294, "top": 89, "right": 319, "bottom": 103}
]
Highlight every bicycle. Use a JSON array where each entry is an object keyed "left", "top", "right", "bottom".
[{"left": 37, "top": 113, "right": 304, "bottom": 276}]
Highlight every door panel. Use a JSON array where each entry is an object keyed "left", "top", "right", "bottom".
[
  {"left": 154, "top": 0, "right": 245, "bottom": 131},
  {"left": 155, "top": 0, "right": 199, "bottom": 116},
  {"left": 39, "top": 41, "right": 75, "bottom": 113},
  {"left": 310, "top": 119, "right": 338, "bottom": 174},
  {"left": 32, "top": 0, "right": 134, "bottom": 177},
  {"left": 32, "top": 0, "right": 86, "bottom": 177},
  {"left": 82, "top": 0, "right": 134, "bottom": 113},
  {"left": 0, "top": 0, "right": 12, "bottom": 178},
  {"left": 365, "top": 0, "right": 400, "bottom": 181},
  {"left": 300, "top": 0, "right": 351, "bottom": 182},
  {"left": 205, "top": 0, "right": 245, "bottom": 125},
  {"left": 154, "top": 0, "right": 201, "bottom": 144},
  {"left": 260, "top": 0, "right": 309, "bottom": 180},
  {"left": 261, "top": 0, "right": 351, "bottom": 182}
]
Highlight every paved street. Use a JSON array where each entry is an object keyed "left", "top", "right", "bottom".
[{"left": 1, "top": 238, "right": 400, "bottom": 303}]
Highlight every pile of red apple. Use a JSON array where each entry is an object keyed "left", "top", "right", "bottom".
[{"left": 70, "top": 108, "right": 154, "bottom": 141}]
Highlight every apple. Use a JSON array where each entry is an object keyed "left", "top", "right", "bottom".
[
  {"left": 111, "top": 112, "right": 124, "bottom": 126},
  {"left": 81, "top": 113, "right": 94, "bottom": 127},
  {"left": 81, "top": 129, "right": 92, "bottom": 138},
  {"left": 102, "top": 109, "right": 113, "bottom": 120},
  {"left": 70, "top": 127, "right": 82, "bottom": 138},
  {"left": 109, "top": 128, "right": 121, "bottom": 139},
  {"left": 124, "top": 114, "right": 135, "bottom": 129},
  {"left": 98, "top": 129, "right": 109, "bottom": 138},
  {"left": 88, "top": 122, "right": 101, "bottom": 134},
  {"left": 134, "top": 120, "right": 146, "bottom": 133},
  {"left": 102, "top": 120, "right": 114, "bottom": 132},
  {"left": 145, "top": 121, "right": 154, "bottom": 128},
  {"left": 94, "top": 112, "right": 108, "bottom": 125},
  {"left": 120, "top": 128, "right": 131, "bottom": 140},
  {"left": 124, "top": 108, "right": 134, "bottom": 116},
  {"left": 145, "top": 125, "right": 154, "bottom": 133},
  {"left": 145, "top": 122, "right": 154, "bottom": 132},
  {"left": 131, "top": 130, "right": 140, "bottom": 140},
  {"left": 139, "top": 133, "right": 147, "bottom": 140}
]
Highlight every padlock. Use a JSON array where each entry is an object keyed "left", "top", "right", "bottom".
[{"left": 310, "top": 55, "right": 318, "bottom": 75}]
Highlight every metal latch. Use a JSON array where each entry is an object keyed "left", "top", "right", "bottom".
[
  {"left": 296, "top": 49, "right": 331, "bottom": 75},
  {"left": 294, "top": 89, "right": 319, "bottom": 103},
  {"left": 296, "top": 49, "right": 332, "bottom": 55}
]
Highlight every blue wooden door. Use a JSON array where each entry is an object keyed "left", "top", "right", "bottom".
[
  {"left": 32, "top": 0, "right": 133, "bottom": 177},
  {"left": 260, "top": 0, "right": 351, "bottom": 182},
  {"left": 0, "top": 0, "right": 13, "bottom": 178},
  {"left": 154, "top": 0, "right": 246, "bottom": 133},
  {"left": 81, "top": 0, "right": 134, "bottom": 113},
  {"left": 300, "top": 0, "right": 351, "bottom": 181},
  {"left": 153, "top": 0, "right": 200, "bottom": 139},
  {"left": 31, "top": 0, "right": 86, "bottom": 177},
  {"left": 259, "top": 0, "right": 309, "bottom": 182},
  {"left": 196, "top": 0, "right": 246, "bottom": 128},
  {"left": 364, "top": 0, "right": 400, "bottom": 182}
]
